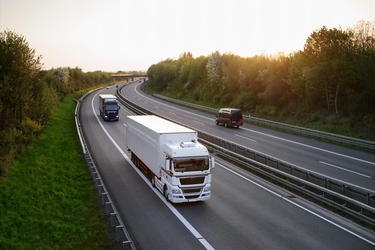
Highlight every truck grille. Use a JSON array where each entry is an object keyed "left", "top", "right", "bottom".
[
  {"left": 182, "top": 188, "right": 202, "bottom": 199},
  {"left": 180, "top": 176, "right": 205, "bottom": 185}
]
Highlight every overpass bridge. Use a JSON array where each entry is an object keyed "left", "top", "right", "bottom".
[{"left": 111, "top": 73, "right": 147, "bottom": 82}]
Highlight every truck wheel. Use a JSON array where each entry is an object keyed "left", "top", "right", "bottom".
[
  {"left": 215, "top": 121, "right": 219, "bottom": 125},
  {"left": 151, "top": 174, "right": 155, "bottom": 187},
  {"left": 163, "top": 186, "right": 170, "bottom": 202},
  {"left": 225, "top": 123, "right": 228, "bottom": 128}
]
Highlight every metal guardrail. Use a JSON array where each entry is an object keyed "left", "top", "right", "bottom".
[
  {"left": 152, "top": 94, "right": 375, "bottom": 151},
  {"left": 117, "top": 87, "right": 375, "bottom": 228},
  {"left": 74, "top": 89, "right": 137, "bottom": 250},
  {"left": 199, "top": 135, "right": 375, "bottom": 227}
]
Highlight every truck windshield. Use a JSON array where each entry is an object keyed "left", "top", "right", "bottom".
[
  {"left": 173, "top": 157, "right": 209, "bottom": 172},
  {"left": 105, "top": 104, "right": 118, "bottom": 111}
]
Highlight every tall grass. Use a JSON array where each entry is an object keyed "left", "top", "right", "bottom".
[{"left": 0, "top": 92, "right": 111, "bottom": 249}]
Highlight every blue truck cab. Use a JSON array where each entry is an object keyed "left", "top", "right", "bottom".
[{"left": 98, "top": 94, "right": 120, "bottom": 121}]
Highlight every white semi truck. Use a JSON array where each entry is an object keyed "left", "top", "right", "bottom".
[{"left": 126, "top": 115, "right": 214, "bottom": 203}]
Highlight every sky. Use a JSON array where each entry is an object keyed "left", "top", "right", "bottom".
[{"left": 1, "top": 0, "right": 374, "bottom": 72}]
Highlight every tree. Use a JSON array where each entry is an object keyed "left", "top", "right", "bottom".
[
  {"left": 346, "top": 20, "right": 375, "bottom": 114},
  {"left": 206, "top": 51, "right": 223, "bottom": 102},
  {"left": 290, "top": 26, "right": 353, "bottom": 117},
  {"left": 0, "top": 30, "right": 43, "bottom": 129},
  {"left": 0, "top": 30, "right": 44, "bottom": 175}
]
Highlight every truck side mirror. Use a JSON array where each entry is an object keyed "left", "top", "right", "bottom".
[
  {"left": 210, "top": 156, "right": 215, "bottom": 169},
  {"left": 165, "top": 158, "right": 170, "bottom": 171}
]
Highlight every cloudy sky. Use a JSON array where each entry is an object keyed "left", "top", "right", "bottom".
[{"left": 1, "top": 0, "right": 374, "bottom": 72}]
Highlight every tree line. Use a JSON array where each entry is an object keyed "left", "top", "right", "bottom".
[
  {"left": 146, "top": 20, "right": 375, "bottom": 138},
  {"left": 0, "top": 30, "right": 112, "bottom": 176}
]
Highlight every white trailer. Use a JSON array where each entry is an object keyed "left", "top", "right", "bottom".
[{"left": 126, "top": 115, "right": 214, "bottom": 203}]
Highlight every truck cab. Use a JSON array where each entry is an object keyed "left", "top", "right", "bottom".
[{"left": 99, "top": 94, "right": 120, "bottom": 121}]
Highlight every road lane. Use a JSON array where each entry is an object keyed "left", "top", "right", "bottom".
[{"left": 79, "top": 86, "right": 375, "bottom": 249}]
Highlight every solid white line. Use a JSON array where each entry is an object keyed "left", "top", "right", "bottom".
[
  {"left": 235, "top": 134, "right": 257, "bottom": 142},
  {"left": 217, "top": 162, "right": 375, "bottom": 246},
  {"left": 91, "top": 92, "right": 215, "bottom": 250},
  {"left": 193, "top": 120, "right": 205, "bottom": 125},
  {"left": 319, "top": 161, "right": 371, "bottom": 178}
]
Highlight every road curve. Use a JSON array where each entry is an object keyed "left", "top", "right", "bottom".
[{"left": 79, "top": 84, "right": 375, "bottom": 249}]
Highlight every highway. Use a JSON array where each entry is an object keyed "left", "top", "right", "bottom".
[
  {"left": 79, "top": 82, "right": 375, "bottom": 249},
  {"left": 122, "top": 82, "right": 375, "bottom": 191}
]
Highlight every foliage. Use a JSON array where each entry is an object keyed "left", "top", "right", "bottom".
[
  {"left": 0, "top": 94, "right": 112, "bottom": 249},
  {"left": 145, "top": 20, "right": 375, "bottom": 139},
  {"left": 0, "top": 30, "right": 112, "bottom": 176},
  {"left": 0, "top": 30, "right": 43, "bottom": 129}
]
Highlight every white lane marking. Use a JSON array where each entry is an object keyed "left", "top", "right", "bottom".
[
  {"left": 193, "top": 120, "right": 205, "bottom": 125},
  {"left": 217, "top": 162, "right": 375, "bottom": 246},
  {"left": 235, "top": 134, "right": 257, "bottom": 142},
  {"left": 240, "top": 127, "right": 375, "bottom": 166},
  {"left": 319, "top": 161, "right": 371, "bottom": 178},
  {"left": 132, "top": 83, "right": 374, "bottom": 166},
  {"left": 91, "top": 92, "right": 215, "bottom": 250}
]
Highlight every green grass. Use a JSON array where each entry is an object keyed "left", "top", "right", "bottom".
[{"left": 0, "top": 92, "right": 112, "bottom": 249}]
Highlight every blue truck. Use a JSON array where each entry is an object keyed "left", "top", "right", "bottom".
[{"left": 98, "top": 94, "right": 120, "bottom": 121}]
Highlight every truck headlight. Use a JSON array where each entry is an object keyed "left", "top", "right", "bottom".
[
  {"left": 172, "top": 189, "right": 181, "bottom": 194},
  {"left": 203, "top": 187, "right": 211, "bottom": 192}
]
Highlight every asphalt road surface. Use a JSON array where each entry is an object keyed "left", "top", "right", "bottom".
[{"left": 79, "top": 83, "right": 375, "bottom": 249}]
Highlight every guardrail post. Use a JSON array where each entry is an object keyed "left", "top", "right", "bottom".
[
  {"left": 110, "top": 212, "right": 118, "bottom": 227},
  {"left": 123, "top": 241, "right": 131, "bottom": 250},
  {"left": 98, "top": 184, "right": 103, "bottom": 196},
  {"left": 106, "top": 202, "right": 112, "bottom": 216},
  {"left": 92, "top": 171, "right": 98, "bottom": 180},
  {"left": 367, "top": 193, "right": 374, "bottom": 206},
  {"left": 342, "top": 185, "right": 347, "bottom": 206},
  {"left": 101, "top": 192, "right": 108, "bottom": 205},
  {"left": 89, "top": 166, "right": 95, "bottom": 175},
  {"left": 323, "top": 179, "right": 329, "bottom": 197},
  {"left": 116, "top": 225, "right": 124, "bottom": 241},
  {"left": 95, "top": 177, "right": 100, "bottom": 188}
]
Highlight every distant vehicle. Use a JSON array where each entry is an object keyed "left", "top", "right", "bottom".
[
  {"left": 126, "top": 115, "right": 214, "bottom": 203},
  {"left": 106, "top": 86, "right": 110, "bottom": 89},
  {"left": 98, "top": 94, "right": 120, "bottom": 121},
  {"left": 215, "top": 108, "right": 243, "bottom": 128}
]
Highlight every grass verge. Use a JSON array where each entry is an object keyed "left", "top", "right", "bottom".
[{"left": 0, "top": 92, "right": 112, "bottom": 249}]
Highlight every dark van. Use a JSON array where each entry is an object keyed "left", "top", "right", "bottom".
[{"left": 215, "top": 108, "right": 243, "bottom": 128}]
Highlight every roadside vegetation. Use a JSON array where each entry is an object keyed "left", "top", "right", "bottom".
[
  {"left": 0, "top": 29, "right": 115, "bottom": 176},
  {"left": 0, "top": 91, "right": 112, "bottom": 249},
  {"left": 0, "top": 30, "right": 124, "bottom": 249},
  {"left": 144, "top": 20, "right": 375, "bottom": 141}
]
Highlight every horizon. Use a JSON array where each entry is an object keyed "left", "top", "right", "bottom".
[{"left": 1, "top": 0, "right": 374, "bottom": 72}]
